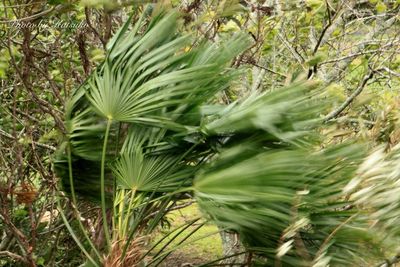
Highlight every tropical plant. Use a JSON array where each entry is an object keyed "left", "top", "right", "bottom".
[
  {"left": 53, "top": 6, "right": 400, "bottom": 267},
  {"left": 54, "top": 6, "right": 251, "bottom": 266},
  {"left": 1, "top": 1, "right": 400, "bottom": 266}
]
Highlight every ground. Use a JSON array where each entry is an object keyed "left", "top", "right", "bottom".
[{"left": 153, "top": 203, "right": 223, "bottom": 266}]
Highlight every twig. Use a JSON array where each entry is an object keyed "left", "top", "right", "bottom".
[
  {"left": 76, "top": 31, "right": 91, "bottom": 75},
  {"left": 0, "top": 5, "right": 59, "bottom": 23},
  {"left": 241, "top": 59, "right": 287, "bottom": 78},
  {"left": 0, "top": 129, "right": 56, "bottom": 151},
  {"left": 377, "top": 67, "right": 400, "bottom": 78},
  {"left": 313, "top": 1, "right": 355, "bottom": 54},
  {"left": 0, "top": 251, "right": 27, "bottom": 264},
  {"left": 324, "top": 70, "right": 374, "bottom": 121},
  {"left": 277, "top": 33, "right": 306, "bottom": 69},
  {"left": 320, "top": 47, "right": 400, "bottom": 65},
  {"left": 85, "top": 8, "right": 106, "bottom": 47},
  {"left": 375, "top": 253, "right": 400, "bottom": 267},
  {"left": 314, "top": 213, "right": 358, "bottom": 261}
]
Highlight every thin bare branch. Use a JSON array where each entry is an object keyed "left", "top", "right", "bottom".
[{"left": 325, "top": 70, "right": 374, "bottom": 121}]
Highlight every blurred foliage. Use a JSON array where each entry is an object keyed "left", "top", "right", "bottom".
[{"left": 0, "top": 0, "right": 400, "bottom": 266}]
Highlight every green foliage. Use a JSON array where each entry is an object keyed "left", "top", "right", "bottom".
[
  {"left": 48, "top": 3, "right": 400, "bottom": 265},
  {"left": 376, "top": 2, "right": 387, "bottom": 13},
  {"left": 193, "top": 82, "right": 386, "bottom": 265},
  {"left": 54, "top": 7, "right": 252, "bottom": 265},
  {"left": 2, "top": 1, "right": 400, "bottom": 266},
  {"left": 0, "top": 48, "right": 11, "bottom": 78}
]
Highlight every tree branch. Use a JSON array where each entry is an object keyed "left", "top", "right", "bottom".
[
  {"left": 0, "top": 129, "right": 56, "bottom": 151},
  {"left": 377, "top": 67, "right": 400, "bottom": 78},
  {"left": 0, "top": 251, "right": 27, "bottom": 264},
  {"left": 376, "top": 253, "right": 400, "bottom": 267},
  {"left": 324, "top": 70, "right": 374, "bottom": 121}
]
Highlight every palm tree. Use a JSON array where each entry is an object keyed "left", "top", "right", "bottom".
[
  {"left": 55, "top": 7, "right": 250, "bottom": 266},
  {"left": 54, "top": 7, "right": 400, "bottom": 267}
]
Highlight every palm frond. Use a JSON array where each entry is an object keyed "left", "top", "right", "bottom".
[
  {"left": 193, "top": 83, "right": 386, "bottom": 266},
  {"left": 201, "top": 81, "right": 326, "bottom": 149},
  {"left": 111, "top": 128, "right": 195, "bottom": 192},
  {"left": 194, "top": 141, "right": 384, "bottom": 266},
  {"left": 345, "top": 145, "right": 400, "bottom": 240},
  {"left": 52, "top": 6, "right": 397, "bottom": 267},
  {"left": 55, "top": 9, "right": 251, "bottom": 202}
]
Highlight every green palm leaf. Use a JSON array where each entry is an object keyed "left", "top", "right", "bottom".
[
  {"left": 193, "top": 83, "right": 386, "bottom": 266},
  {"left": 55, "top": 9, "right": 251, "bottom": 202},
  {"left": 53, "top": 7, "right": 397, "bottom": 267},
  {"left": 111, "top": 127, "right": 195, "bottom": 192},
  {"left": 194, "top": 141, "right": 383, "bottom": 266}
]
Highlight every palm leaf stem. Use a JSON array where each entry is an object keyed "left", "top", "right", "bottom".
[
  {"left": 101, "top": 118, "right": 113, "bottom": 250},
  {"left": 116, "top": 189, "right": 125, "bottom": 238},
  {"left": 57, "top": 198, "right": 100, "bottom": 267},
  {"left": 67, "top": 144, "right": 102, "bottom": 261},
  {"left": 122, "top": 189, "right": 136, "bottom": 238}
]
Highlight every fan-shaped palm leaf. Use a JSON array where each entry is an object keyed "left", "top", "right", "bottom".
[
  {"left": 55, "top": 9, "right": 251, "bottom": 201},
  {"left": 193, "top": 84, "right": 387, "bottom": 266},
  {"left": 54, "top": 7, "right": 251, "bottom": 257},
  {"left": 194, "top": 141, "right": 384, "bottom": 266},
  {"left": 53, "top": 6, "right": 399, "bottom": 267}
]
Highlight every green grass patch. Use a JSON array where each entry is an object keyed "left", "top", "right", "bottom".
[{"left": 152, "top": 203, "right": 223, "bottom": 265}]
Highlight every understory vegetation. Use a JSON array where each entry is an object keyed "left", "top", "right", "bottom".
[{"left": 1, "top": 1, "right": 400, "bottom": 266}]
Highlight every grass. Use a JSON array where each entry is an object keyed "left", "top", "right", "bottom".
[{"left": 152, "top": 202, "right": 223, "bottom": 266}]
